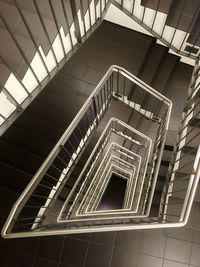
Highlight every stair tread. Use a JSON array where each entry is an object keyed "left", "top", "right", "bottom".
[
  {"left": 141, "top": 0, "right": 173, "bottom": 14},
  {"left": 166, "top": 0, "right": 199, "bottom": 32},
  {"left": 2, "top": 125, "right": 54, "bottom": 158},
  {"left": 0, "top": 139, "right": 44, "bottom": 174},
  {"left": 14, "top": 111, "right": 64, "bottom": 142}
]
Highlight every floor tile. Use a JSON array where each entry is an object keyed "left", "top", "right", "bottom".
[
  {"left": 0, "top": 236, "right": 14, "bottom": 252},
  {"left": 60, "top": 237, "right": 87, "bottom": 267},
  {"left": 165, "top": 238, "right": 191, "bottom": 264},
  {"left": 166, "top": 228, "right": 193, "bottom": 242},
  {"left": 12, "top": 237, "right": 38, "bottom": 257},
  {"left": 33, "top": 258, "right": 58, "bottom": 267},
  {"left": 163, "top": 259, "right": 189, "bottom": 267},
  {"left": 190, "top": 243, "right": 200, "bottom": 266},
  {"left": 85, "top": 242, "right": 112, "bottom": 267},
  {"left": 192, "top": 230, "right": 200, "bottom": 244},
  {"left": 111, "top": 247, "right": 138, "bottom": 267},
  {"left": 0, "top": 250, "right": 11, "bottom": 267},
  {"left": 90, "top": 231, "right": 115, "bottom": 246},
  {"left": 137, "top": 254, "right": 163, "bottom": 267},
  {"left": 36, "top": 236, "right": 64, "bottom": 262},
  {"left": 140, "top": 232, "right": 166, "bottom": 257},
  {"left": 8, "top": 252, "right": 34, "bottom": 267},
  {"left": 69, "top": 233, "right": 90, "bottom": 242},
  {"left": 115, "top": 230, "right": 141, "bottom": 253}
]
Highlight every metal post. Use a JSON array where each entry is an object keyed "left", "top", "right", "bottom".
[
  {"left": 48, "top": 0, "right": 67, "bottom": 59},
  {"left": 1, "top": 83, "right": 23, "bottom": 111},
  {"left": 14, "top": 0, "right": 50, "bottom": 77},
  {"left": 0, "top": 54, "right": 31, "bottom": 96},
  {"left": 0, "top": 12, "right": 40, "bottom": 85},
  {"left": 61, "top": 0, "right": 74, "bottom": 49},
  {"left": 70, "top": 0, "right": 82, "bottom": 44},
  {"left": 33, "top": 0, "right": 59, "bottom": 66}
]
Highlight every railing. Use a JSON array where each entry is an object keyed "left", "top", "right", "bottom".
[
  {"left": 2, "top": 65, "right": 172, "bottom": 238},
  {"left": 0, "top": 0, "right": 110, "bottom": 135},
  {"left": 58, "top": 118, "right": 151, "bottom": 222},
  {"left": 159, "top": 53, "right": 200, "bottom": 223},
  {"left": 111, "top": 0, "right": 200, "bottom": 59}
]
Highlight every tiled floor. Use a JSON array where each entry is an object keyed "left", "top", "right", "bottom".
[{"left": 1, "top": 227, "right": 200, "bottom": 267}]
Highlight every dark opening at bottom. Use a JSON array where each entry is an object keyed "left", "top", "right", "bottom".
[{"left": 97, "top": 173, "right": 127, "bottom": 211}]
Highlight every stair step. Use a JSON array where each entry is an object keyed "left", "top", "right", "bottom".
[
  {"left": 135, "top": 44, "right": 167, "bottom": 111},
  {"left": 0, "top": 140, "right": 44, "bottom": 174},
  {"left": 14, "top": 111, "right": 64, "bottom": 143},
  {"left": 152, "top": 53, "right": 179, "bottom": 95},
  {"left": 26, "top": 101, "right": 72, "bottom": 129},
  {"left": 141, "top": 0, "right": 173, "bottom": 14},
  {"left": 0, "top": 161, "right": 33, "bottom": 193},
  {"left": 35, "top": 86, "right": 79, "bottom": 116},
  {"left": 165, "top": 0, "right": 199, "bottom": 32},
  {"left": 1, "top": 125, "right": 54, "bottom": 158}
]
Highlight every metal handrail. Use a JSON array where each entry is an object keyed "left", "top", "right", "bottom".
[
  {"left": 159, "top": 52, "right": 200, "bottom": 223},
  {"left": 111, "top": 0, "right": 200, "bottom": 59},
  {"left": 2, "top": 65, "right": 172, "bottom": 238},
  {"left": 0, "top": 0, "right": 110, "bottom": 135}
]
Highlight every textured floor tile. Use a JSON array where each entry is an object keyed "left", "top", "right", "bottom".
[
  {"left": 163, "top": 259, "right": 189, "bottom": 267},
  {"left": 12, "top": 237, "right": 38, "bottom": 257},
  {"left": 90, "top": 231, "right": 115, "bottom": 246},
  {"left": 36, "top": 236, "right": 64, "bottom": 262},
  {"left": 8, "top": 252, "right": 34, "bottom": 267},
  {"left": 115, "top": 230, "right": 141, "bottom": 253},
  {"left": 60, "top": 237, "right": 87, "bottom": 267},
  {"left": 85, "top": 242, "right": 112, "bottom": 267},
  {"left": 190, "top": 243, "right": 200, "bottom": 266},
  {"left": 165, "top": 238, "right": 191, "bottom": 264},
  {"left": 140, "top": 232, "right": 166, "bottom": 257},
  {"left": 33, "top": 258, "right": 58, "bottom": 267},
  {"left": 137, "top": 254, "right": 163, "bottom": 267},
  {"left": 166, "top": 228, "right": 193, "bottom": 242},
  {"left": 111, "top": 247, "right": 138, "bottom": 267}
]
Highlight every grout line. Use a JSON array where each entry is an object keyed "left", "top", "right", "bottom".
[
  {"left": 108, "top": 231, "right": 116, "bottom": 267},
  {"left": 135, "top": 230, "right": 142, "bottom": 267},
  {"left": 82, "top": 233, "right": 91, "bottom": 267},
  {"left": 57, "top": 235, "right": 66, "bottom": 266},
  {"left": 32, "top": 236, "right": 40, "bottom": 267},
  {"left": 161, "top": 229, "right": 168, "bottom": 267},
  {"left": 188, "top": 236, "right": 193, "bottom": 266}
]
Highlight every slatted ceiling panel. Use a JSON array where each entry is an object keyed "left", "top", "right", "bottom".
[
  {"left": 60, "top": 28, "right": 73, "bottom": 54},
  {"left": 0, "top": 61, "right": 10, "bottom": 85},
  {"left": 0, "top": 29, "right": 28, "bottom": 80},
  {"left": 16, "top": 7, "right": 56, "bottom": 55},
  {"left": 48, "top": 0, "right": 69, "bottom": 34},
  {"left": 29, "top": 51, "right": 48, "bottom": 81},
  {"left": 0, "top": 1, "right": 21, "bottom": 31},
  {"left": 35, "top": 1, "right": 58, "bottom": 44},
  {"left": 0, "top": 91, "right": 16, "bottom": 118},
  {"left": 9, "top": 0, "right": 49, "bottom": 18},
  {"left": 4, "top": 73, "right": 28, "bottom": 104},
  {"left": 38, "top": 46, "right": 56, "bottom": 72},
  {"left": 22, "top": 67, "right": 39, "bottom": 92}
]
